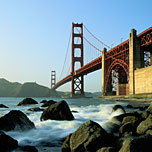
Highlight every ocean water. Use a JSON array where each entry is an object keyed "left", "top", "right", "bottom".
[{"left": 0, "top": 97, "right": 125, "bottom": 152}]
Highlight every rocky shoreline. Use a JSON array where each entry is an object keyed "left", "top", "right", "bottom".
[
  {"left": 0, "top": 97, "right": 152, "bottom": 151},
  {"left": 62, "top": 102, "right": 152, "bottom": 152},
  {"left": 0, "top": 98, "right": 75, "bottom": 152}
]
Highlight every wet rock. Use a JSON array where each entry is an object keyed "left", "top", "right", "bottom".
[
  {"left": 137, "top": 106, "right": 145, "bottom": 111},
  {"left": 40, "top": 100, "right": 74, "bottom": 121},
  {"left": 0, "top": 110, "right": 36, "bottom": 131},
  {"left": 28, "top": 107, "right": 43, "bottom": 112},
  {"left": 112, "top": 105, "right": 126, "bottom": 114},
  {"left": 137, "top": 114, "right": 152, "bottom": 134},
  {"left": 40, "top": 100, "right": 47, "bottom": 103},
  {"left": 126, "top": 104, "right": 134, "bottom": 109},
  {"left": 141, "top": 111, "right": 150, "bottom": 119},
  {"left": 62, "top": 120, "right": 113, "bottom": 152},
  {"left": 111, "top": 111, "right": 141, "bottom": 126},
  {"left": 41, "top": 100, "right": 57, "bottom": 107},
  {"left": 146, "top": 130, "right": 152, "bottom": 136},
  {"left": 0, "top": 104, "right": 8, "bottom": 108},
  {"left": 119, "top": 121, "right": 140, "bottom": 137},
  {"left": 18, "top": 98, "right": 38, "bottom": 106},
  {"left": 122, "top": 116, "right": 141, "bottom": 125},
  {"left": 119, "top": 134, "right": 152, "bottom": 152},
  {"left": 62, "top": 134, "right": 72, "bottom": 152},
  {"left": 71, "top": 110, "right": 78, "bottom": 113},
  {"left": 96, "top": 147, "right": 117, "bottom": 152},
  {"left": 20, "top": 145, "right": 38, "bottom": 152},
  {"left": 0, "top": 131, "right": 18, "bottom": 151}
]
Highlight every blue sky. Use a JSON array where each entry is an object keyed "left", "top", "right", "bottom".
[{"left": 0, "top": 0, "right": 151, "bottom": 92}]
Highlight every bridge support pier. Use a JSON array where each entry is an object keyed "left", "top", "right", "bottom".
[
  {"left": 102, "top": 48, "right": 107, "bottom": 96},
  {"left": 71, "top": 23, "right": 84, "bottom": 98},
  {"left": 129, "top": 29, "right": 144, "bottom": 95}
]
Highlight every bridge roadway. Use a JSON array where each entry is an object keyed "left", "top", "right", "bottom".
[{"left": 52, "top": 26, "right": 152, "bottom": 90}]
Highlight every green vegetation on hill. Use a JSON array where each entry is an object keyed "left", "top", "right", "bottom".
[{"left": 0, "top": 78, "right": 60, "bottom": 97}]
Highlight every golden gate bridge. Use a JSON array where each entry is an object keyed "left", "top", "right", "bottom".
[{"left": 51, "top": 23, "right": 152, "bottom": 97}]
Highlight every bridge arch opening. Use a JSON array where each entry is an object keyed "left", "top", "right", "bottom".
[{"left": 105, "top": 59, "right": 129, "bottom": 95}]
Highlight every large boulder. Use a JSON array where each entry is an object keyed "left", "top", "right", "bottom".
[
  {"left": 119, "top": 134, "right": 152, "bottom": 152},
  {"left": 41, "top": 100, "right": 57, "bottom": 107},
  {"left": 17, "top": 98, "right": 38, "bottom": 106},
  {"left": 0, "top": 104, "right": 8, "bottom": 108},
  {"left": 40, "top": 100, "right": 74, "bottom": 121},
  {"left": 0, "top": 110, "right": 36, "bottom": 131},
  {"left": 137, "top": 114, "right": 152, "bottom": 134},
  {"left": 0, "top": 131, "right": 18, "bottom": 151},
  {"left": 62, "top": 120, "right": 113, "bottom": 152}
]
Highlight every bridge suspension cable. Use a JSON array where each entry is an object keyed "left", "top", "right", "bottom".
[
  {"left": 83, "top": 24, "right": 111, "bottom": 49},
  {"left": 77, "top": 25, "right": 119, "bottom": 62},
  {"left": 59, "top": 31, "right": 71, "bottom": 81},
  {"left": 76, "top": 27, "right": 102, "bottom": 53}
]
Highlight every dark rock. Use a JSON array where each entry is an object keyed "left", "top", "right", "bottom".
[
  {"left": 111, "top": 111, "right": 141, "bottom": 125},
  {"left": 71, "top": 110, "right": 78, "bottom": 113},
  {"left": 138, "top": 106, "right": 145, "bottom": 111},
  {"left": 41, "top": 100, "right": 57, "bottom": 107},
  {"left": 96, "top": 147, "right": 117, "bottom": 152},
  {"left": 121, "top": 131, "right": 135, "bottom": 137},
  {"left": 112, "top": 105, "right": 126, "bottom": 114},
  {"left": 0, "top": 131, "right": 18, "bottom": 151},
  {"left": 144, "top": 105, "right": 149, "bottom": 110},
  {"left": 28, "top": 107, "right": 43, "bottom": 112},
  {"left": 137, "top": 114, "right": 152, "bottom": 134},
  {"left": 122, "top": 116, "right": 140, "bottom": 125},
  {"left": 40, "top": 100, "right": 74, "bottom": 121},
  {"left": 62, "top": 120, "right": 113, "bottom": 152},
  {"left": 132, "top": 105, "right": 146, "bottom": 111},
  {"left": 126, "top": 104, "right": 134, "bottom": 109},
  {"left": 18, "top": 98, "right": 38, "bottom": 106},
  {"left": 141, "top": 111, "right": 150, "bottom": 119},
  {"left": 0, "top": 104, "right": 8, "bottom": 108},
  {"left": 0, "top": 110, "right": 36, "bottom": 131},
  {"left": 62, "top": 134, "right": 72, "bottom": 152},
  {"left": 146, "top": 129, "right": 152, "bottom": 135},
  {"left": 20, "top": 145, "right": 38, "bottom": 152},
  {"left": 119, "top": 134, "right": 152, "bottom": 152},
  {"left": 119, "top": 121, "right": 140, "bottom": 137},
  {"left": 40, "top": 100, "right": 47, "bottom": 103}
]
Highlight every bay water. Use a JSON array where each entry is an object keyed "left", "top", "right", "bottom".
[{"left": 0, "top": 97, "right": 125, "bottom": 152}]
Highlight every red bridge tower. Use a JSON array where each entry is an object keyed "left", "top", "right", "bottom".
[
  {"left": 51, "top": 70, "right": 56, "bottom": 89},
  {"left": 71, "top": 23, "right": 84, "bottom": 97}
]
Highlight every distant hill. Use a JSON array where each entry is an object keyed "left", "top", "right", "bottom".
[{"left": 0, "top": 78, "right": 60, "bottom": 97}]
